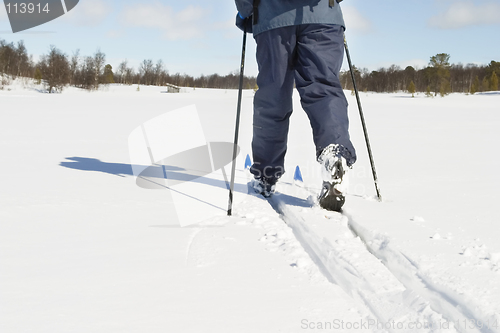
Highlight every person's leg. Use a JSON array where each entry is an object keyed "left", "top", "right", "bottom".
[
  {"left": 294, "top": 24, "right": 356, "bottom": 166},
  {"left": 251, "top": 26, "right": 297, "bottom": 182}
]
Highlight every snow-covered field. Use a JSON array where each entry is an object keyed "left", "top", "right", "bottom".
[{"left": 1, "top": 80, "right": 499, "bottom": 332}]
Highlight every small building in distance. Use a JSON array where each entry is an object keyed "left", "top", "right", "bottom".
[{"left": 165, "top": 83, "right": 180, "bottom": 93}]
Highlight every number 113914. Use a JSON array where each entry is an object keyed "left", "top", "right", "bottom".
[{"left": 5, "top": 3, "right": 50, "bottom": 14}]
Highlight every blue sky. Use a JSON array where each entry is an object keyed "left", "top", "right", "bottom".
[{"left": 1, "top": 0, "right": 499, "bottom": 77}]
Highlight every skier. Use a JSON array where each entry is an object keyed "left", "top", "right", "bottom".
[{"left": 235, "top": 0, "right": 356, "bottom": 211}]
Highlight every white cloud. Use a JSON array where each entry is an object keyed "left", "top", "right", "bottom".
[
  {"left": 62, "top": 0, "right": 112, "bottom": 27},
  {"left": 119, "top": 3, "right": 206, "bottom": 41},
  {"left": 342, "top": 6, "right": 372, "bottom": 33},
  {"left": 428, "top": 1, "right": 500, "bottom": 29}
]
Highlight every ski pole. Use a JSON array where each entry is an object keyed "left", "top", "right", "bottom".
[
  {"left": 227, "top": 26, "right": 247, "bottom": 216},
  {"left": 343, "top": 35, "right": 382, "bottom": 201}
]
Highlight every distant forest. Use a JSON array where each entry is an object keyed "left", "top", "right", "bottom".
[
  {"left": 0, "top": 39, "right": 256, "bottom": 93},
  {"left": 1, "top": 39, "right": 498, "bottom": 96},
  {"left": 341, "top": 55, "right": 499, "bottom": 97}
]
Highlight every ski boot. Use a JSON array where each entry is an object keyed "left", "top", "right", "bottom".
[
  {"left": 317, "top": 144, "right": 349, "bottom": 212},
  {"left": 251, "top": 177, "right": 277, "bottom": 198}
]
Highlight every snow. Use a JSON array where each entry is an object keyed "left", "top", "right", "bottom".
[{"left": 1, "top": 79, "right": 500, "bottom": 332}]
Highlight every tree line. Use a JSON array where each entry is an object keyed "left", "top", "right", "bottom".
[
  {"left": 341, "top": 53, "right": 499, "bottom": 96},
  {"left": 0, "top": 39, "right": 256, "bottom": 93},
  {"left": 1, "top": 39, "right": 498, "bottom": 96}
]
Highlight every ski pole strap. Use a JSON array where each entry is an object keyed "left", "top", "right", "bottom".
[{"left": 253, "top": 0, "right": 260, "bottom": 24}]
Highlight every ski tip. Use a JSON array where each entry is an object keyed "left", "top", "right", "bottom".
[
  {"left": 293, "top": 165, "right": 303, "bottom": 182},
  {"left": 244, "top": 154, "right": 252, "bottom": 170}
]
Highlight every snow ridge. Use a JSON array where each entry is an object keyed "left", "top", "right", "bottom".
[
  {"left": 269, "top": 195, "right": 452, "bottom": 332},
  {"left": 345, "top": 215, "right": 498, "bottom": 333}
]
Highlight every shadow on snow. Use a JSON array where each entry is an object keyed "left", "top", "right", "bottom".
[
  {"left": 60, "top": 157, "right": 311, "bottom": 209},
  {"left": 59, "top": 156, "right": 246, "bottom": 196}
]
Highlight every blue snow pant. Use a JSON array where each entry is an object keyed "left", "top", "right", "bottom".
[{"left": 250, "top": 24, "right": 357, "bottom": 182}]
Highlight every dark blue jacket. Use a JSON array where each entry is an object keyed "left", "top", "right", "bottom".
[{"left": 235, "top": 0, "right": 345, "bottom": 36}]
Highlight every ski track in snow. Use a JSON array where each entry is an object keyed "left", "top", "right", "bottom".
[
  {"left": 249, "top": 182, "right": 500, "bottom": 333},
  {"left": 268, "top": 196, "right": 450, "bottom": 333},
  {"left": 345, "top": 214, "right": 498, "bottom": 333}
]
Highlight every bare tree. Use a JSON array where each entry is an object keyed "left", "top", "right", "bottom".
[
  {"left": 117, "top": 60, "right": 128, "bottom": 84},
  {"left": 93, "top": 50, "right": 106, "bottom": 89},
  {"left": 154, "top": 59, "right": 166, "bottom": 86},
  {"left": 15, "top": 41, "right": 31, "bottom": 77},
  {"left": 139, "top": 59, "right": 154, "bottom": 85},
  {"left": 74, "top": 56, "right": 97, "bottom": 90},
  {"left": 38, "top": 46, "right": 70, "bottom": 93},
  {"left": 0, "top": 39, "right": 15, "bottom": 75},
  {"left": 125, "top": 67, "right": 135, "bottom": 85},
  {"left": 69, "top": 49, "right": 79, "bottom": 86}
]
